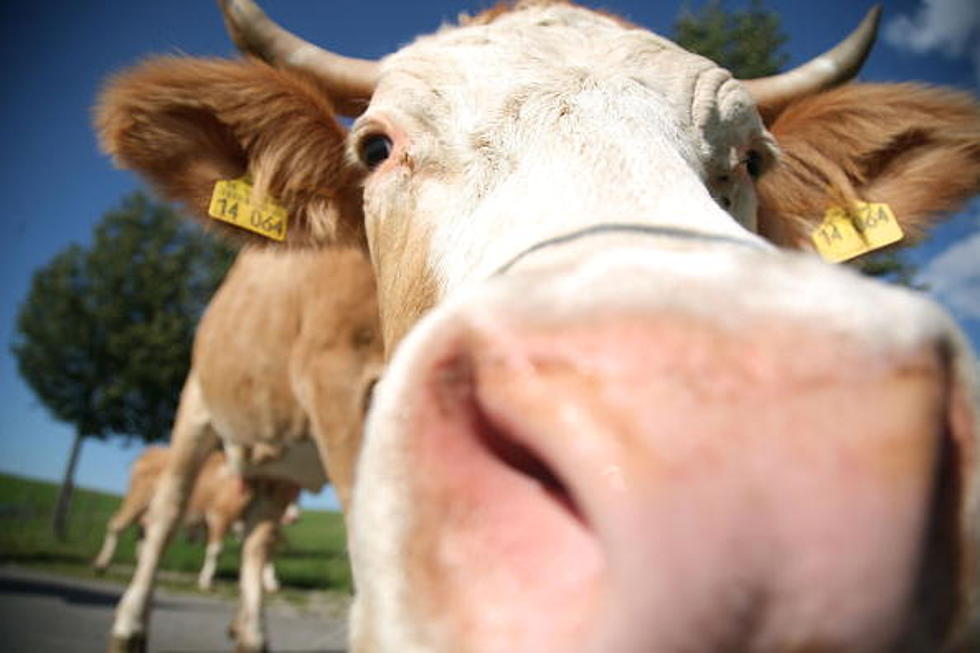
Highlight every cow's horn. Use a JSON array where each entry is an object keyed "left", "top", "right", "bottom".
[
  {"left": 741, "top": 5, "right": 881, "bottom": 117},
  {"left": 218, "top": 0, "right": 379, "bottom": 116}
]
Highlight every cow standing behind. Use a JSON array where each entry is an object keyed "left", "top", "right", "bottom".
[
  {"left": 97, "top": 1, "right": 980, "bottom": 651},
  {"left": 92, "top": 446, "right": 299, "bottom": 593},
  {"left": 98, "top": 245, "right": 380, "bottom": 652}
]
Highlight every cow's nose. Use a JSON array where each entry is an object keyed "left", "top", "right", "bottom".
[{"left": 392, "top": 282, "right": 947, "bottom": 651}]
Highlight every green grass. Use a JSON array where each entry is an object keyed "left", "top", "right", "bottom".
[{"left": 0, "top": 472, "right": 352, "bottom": 597}]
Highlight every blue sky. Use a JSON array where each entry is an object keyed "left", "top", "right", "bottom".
[{"left": 1, "top": 0, "right": 977, "bottom": 512}]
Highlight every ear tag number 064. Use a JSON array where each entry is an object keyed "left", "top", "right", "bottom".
[
  {"left": 811, "top": 201, "right": 903, "bottom": 263},
  {"left": 208, "top": 178, "right": 288, "bottom": 241}
]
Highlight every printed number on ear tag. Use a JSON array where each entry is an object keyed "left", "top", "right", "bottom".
[
  {"left": 208, "top": 178, "right": 288, "bottom": 241},
  {"left": 811, "top": 201, "right": 904, "bottom": 263}
]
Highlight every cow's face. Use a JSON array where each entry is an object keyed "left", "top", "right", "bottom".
[
  {"left": 340, "top": 6, "right": 978, "bottom": 651},
  {"left": 97, "top": 1, "right": 980, "bottom": 650},
  {"left": 353, "top": 6, "right": 774, "bottom": 345}
]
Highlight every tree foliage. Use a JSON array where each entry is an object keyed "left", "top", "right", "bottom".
[
  {"left": 13, "top": 191, "right": 236, "bottom": 444},
  {"left": 673, "top": 0, "right": 789, "bottom": 78}
]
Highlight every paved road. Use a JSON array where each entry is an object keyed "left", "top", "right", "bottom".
[{"left": 0, "top": 566, "right": 348, "bottom": 652}]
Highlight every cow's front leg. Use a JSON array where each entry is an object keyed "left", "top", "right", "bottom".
[
  {"left": 261, "top": 561, "right": 280, "bottom": 593},
  {"left": 109, "top": 376, "right": 217, "bottom": 653},
  {"left": 92, "top": 526, "right": 122, "bottom": 575},
  {"left": 228, "top": 481, "right": 293, "bottom": 653},
  {"left": 197, "top": 538, "right": 223, "bottom": 591}
]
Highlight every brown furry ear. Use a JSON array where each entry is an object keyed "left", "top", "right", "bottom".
[
  {"left": 96, "top": 57, "right": 363, "bottom": 246},
  {"left": 756, "top": 83, "right": 980, "bottom": 250}
]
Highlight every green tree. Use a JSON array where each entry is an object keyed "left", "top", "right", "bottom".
[
  {"left": 673, "top": 0, "right": 788, "bottom": 78},
  {"left": 12, "top": 191, "right": 236, "bottom": 539}
]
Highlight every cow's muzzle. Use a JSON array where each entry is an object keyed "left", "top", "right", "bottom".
[{"left": 357, "top": 240, "right": 975, "bottom": 651}]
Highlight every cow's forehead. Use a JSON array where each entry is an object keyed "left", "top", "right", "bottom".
[
  {"left": 373, "top": 3, "right": 754, "bottom": 133},
  {"left": 422, "top": 2, "right": 679, "bottom": 63},
  {"left": 353, "top": 1, "right": 775, "bottom": 344}
]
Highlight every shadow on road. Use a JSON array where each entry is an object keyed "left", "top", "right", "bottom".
[
  {"left": 0, "top": 573, "right": 181, "bottom": 610},
  {"left": 0, "top": 575, "right": 120, "bottom": 607}
]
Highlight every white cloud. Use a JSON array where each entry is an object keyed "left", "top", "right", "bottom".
[
  {"left": 883, "top": 0, "right": 980, "bottom": 82},
  {"left": 918, "top": 229, "right": 980, "bottom": 324}
]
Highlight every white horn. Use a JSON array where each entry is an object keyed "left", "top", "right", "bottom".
[
  {"left": 218, "top": 0, "right": 379, "bottom": 116},
  {"left": 742, "top": 6, "right": 881, "bottom": 118}
]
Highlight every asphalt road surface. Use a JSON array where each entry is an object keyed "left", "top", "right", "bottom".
[{"left": 0, "top": 566, "right": 348, "bottom": 652}]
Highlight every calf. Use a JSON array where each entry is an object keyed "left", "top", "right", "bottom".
[
  {"left": 97, "top": 1, "right": 980, "bottom": 650},
  {"left": 92, "top": 446, "right": 297, "bottom": 593}
]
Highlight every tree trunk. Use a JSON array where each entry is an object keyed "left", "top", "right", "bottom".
[{"left": 52, "top": 431, "right": 84, "bottom": 541}]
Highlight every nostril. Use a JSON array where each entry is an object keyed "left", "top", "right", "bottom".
[
  {"left": 434, "top": 353, "right": 586, "bottom": 528},
  {"left": 408, "top": 343, "right": 607, "bottom": 648},
  {"left": 471, "top": 398, "right": 585, "bottom": 526}
]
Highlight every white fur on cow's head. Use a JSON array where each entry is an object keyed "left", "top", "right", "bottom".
[{"left": 350, "top": 3, "right": 776, "bottom": 345}]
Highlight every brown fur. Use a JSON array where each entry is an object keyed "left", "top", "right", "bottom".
[
  {"left": 92, "top": 447, "right": 254, "bottom": 570},
  {"left": 193, "top": 246, "right": 382, "bottom": 507},
  {"left": 757, "top": 83, "right": 980, "bottom": 250},
  {"left": 366, "top": 196, "right": 440, "bottom": 352},
  {"left": 96, "top": 58, "right": 364, "bottom": 246},
  {"left": 106, "top": 246, "right": 381, "bottom": 649},
  {"left": 99, "top": 446, "right": 170, "bottom": 539}
]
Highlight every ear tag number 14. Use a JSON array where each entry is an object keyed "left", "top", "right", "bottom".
[
  {"left": 811, "top": 201, "right": 903, "bottom": 263},
  {"left": 208, "top": 177, "right": 288, "bottom": 241}
]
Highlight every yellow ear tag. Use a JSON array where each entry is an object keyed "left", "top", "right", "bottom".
[
  {"left": 208, "top": 177, "right": 288, "bottom": 241},
  {"left": 811, "top": 201, "right": 904, "bottom": 263}
]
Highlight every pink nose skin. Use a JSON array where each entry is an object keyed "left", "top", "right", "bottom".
[{"left": 400, "top": 308, "right": 946, "bottom": 651}]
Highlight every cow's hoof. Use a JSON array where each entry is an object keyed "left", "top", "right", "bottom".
[
  {"left": 228, "top": 620, "right": 267, "bottom": 653},
  {"left": 108, "top": 633, "right": 147, "bottom": 653},
  {"left": 234, "top": 645, "right": 268, "bottom": 653}
]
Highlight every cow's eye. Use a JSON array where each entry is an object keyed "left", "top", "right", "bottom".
[
  {"left": 745, "top": 149, "right": 763, "bottom": 179},
  {"left": 359, "top": 134, "right": 393, "bottom": 169}
]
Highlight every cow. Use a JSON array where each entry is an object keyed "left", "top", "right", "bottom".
[
  {"left": 92, "top": 445, "right": 299, "bottom": 593},
  {"left": 96, "top": 0, "right": 980, "bottom": 650},
  {"left": 97, "top": 246, "right": 381, "bottom": 652}
]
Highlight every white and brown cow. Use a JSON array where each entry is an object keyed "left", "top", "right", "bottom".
[
  {"left": 98, "top": 246, "right": 380, "bottom": 652},
  {"left": 97, "top": 0, "right": 980, "bottom": 650},
  {"left": 92, "top": 445, "right": 299, "bottom": 593}
]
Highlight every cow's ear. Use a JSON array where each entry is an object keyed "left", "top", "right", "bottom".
[
  {"left": 755, "top": 83, "right": 980, "bottom": 249},
  {"left": 96, "top": 57, "right": 363, "bottom": 246}
]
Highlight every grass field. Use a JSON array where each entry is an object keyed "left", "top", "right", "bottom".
[{"left": 0, "top": 472, "right": 352, "bottom": 598}]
